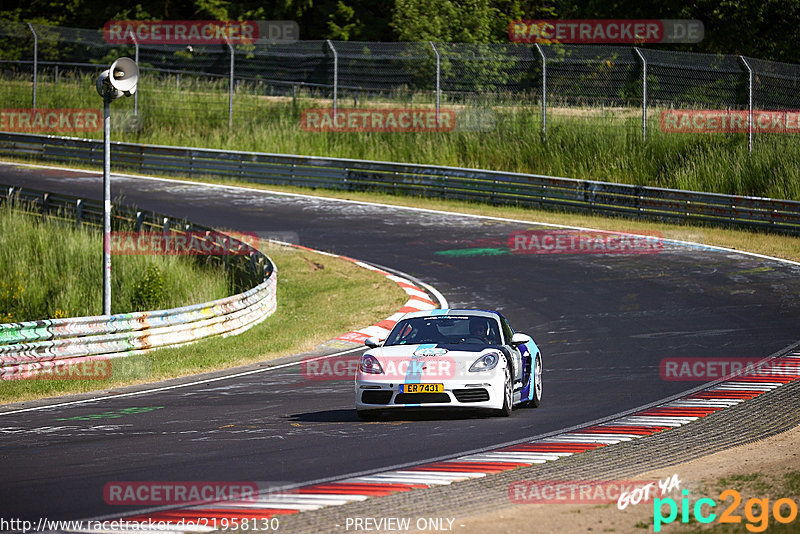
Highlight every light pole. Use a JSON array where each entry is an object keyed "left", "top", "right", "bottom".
[{"left": 95, "top": 57, "right": 138, "bottom": 316}]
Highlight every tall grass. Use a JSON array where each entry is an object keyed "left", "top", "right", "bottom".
[
  {"left": 0, "top": 199, "right": 231, "bottom": 322},
  {"left": 2, "top": 73, "right": 799, "bottom": 200}
]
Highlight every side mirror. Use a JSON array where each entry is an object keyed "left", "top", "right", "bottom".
[
  {"left": 510, "top": 333, "right": 532, "bottom": 346},
  {"left": 364, "top": 336, "right": 382, "bottom": 348}
]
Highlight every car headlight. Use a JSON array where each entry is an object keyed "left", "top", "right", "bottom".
[
  {"left": 360, "top": 354, "right": 384, "bottom": 374},
  {"left": 469, "top": 352, "right": 500, "bottom": 372}
]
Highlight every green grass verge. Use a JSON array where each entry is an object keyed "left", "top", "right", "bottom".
[
  {"left": 2, "top": 73, "right": 800, "bottom": 200},
  {"left": 0, "top": 199, "right": 231, "bottom": 322},
  {"left": 0, "top": 243, "right": 407, "bottom": 404}
]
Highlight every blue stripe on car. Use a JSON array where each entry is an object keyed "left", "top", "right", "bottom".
[{"left": 402, "top": 343, "right": 437, "bottom": 406}]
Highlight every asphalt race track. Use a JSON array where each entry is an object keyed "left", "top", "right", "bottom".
[{"left": 1, "top": 162, "right": 799, "bottom": 522}]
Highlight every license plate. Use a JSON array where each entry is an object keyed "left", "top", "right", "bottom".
[{"left": 401, "top": 383, "right": 444, "bottom": 393}]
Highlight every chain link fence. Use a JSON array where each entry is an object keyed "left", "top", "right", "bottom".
[{"left": 2, "top": 21, "right": 800, "bottom": 148}]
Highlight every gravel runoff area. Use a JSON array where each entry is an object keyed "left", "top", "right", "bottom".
[{"left": 265, "top": 345, "right": 800, "bottom": 534}]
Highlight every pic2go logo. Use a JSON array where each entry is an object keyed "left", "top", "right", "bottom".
[{"left": 654, "top": 489, "right": 799, "bottom": 532}]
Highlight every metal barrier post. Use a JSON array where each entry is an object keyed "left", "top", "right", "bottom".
[
  {"left": 535, "top": 44, "right": 546, "bottom": 138},
  {"left": 739, "top": 56, "right": 754, "bottom": 153},
  {"left": 27, "top": 23, "right": 38, "bottom": 110},
  {"left": 430, "top": 41, "right": 441, "bottom": 127},
  {"left": 326, "top": 40, "right": 338, "bottom": 116},
  {"left": 225, "top": 35, "right": 234, "bottom": 129},
  {"left": 634, "top": 47, "right": 647, "bottom": 141}
]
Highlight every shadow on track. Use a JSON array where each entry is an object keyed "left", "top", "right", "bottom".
[{"left": 288, "top": 408, "right": 498, "bottom": 423}]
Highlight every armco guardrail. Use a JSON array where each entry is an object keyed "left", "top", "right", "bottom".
[
  {"left": 1, "top": 131, "right": 799, "bottom": 234},
  {"left": 0, "top": 185, "right": 276, "bottom": 380}
]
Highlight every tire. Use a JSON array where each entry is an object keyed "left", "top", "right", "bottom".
[
  {"left": 494, "top": 364, "right": 513, "bottom": 417},
  {"left": 356, "top": 410, "right": 382, "bottom": 421},
  {"left": 529, "top": 355, "right": 542, "bottom": 408}
]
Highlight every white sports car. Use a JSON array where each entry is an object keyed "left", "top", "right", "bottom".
[{"left": 355, "top": 309, "right": 542, "bottom": 420}]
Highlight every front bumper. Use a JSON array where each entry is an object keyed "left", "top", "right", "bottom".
[{"left": 355, "top": 376, "right": 505, "bottom": 411}]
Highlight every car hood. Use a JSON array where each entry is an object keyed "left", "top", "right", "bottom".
[
  {"left": 373, "top": 343, "right": 498, "bottom": 357},
  {"left": 364, "top": 343, "right": 503, "bottom": 381}
]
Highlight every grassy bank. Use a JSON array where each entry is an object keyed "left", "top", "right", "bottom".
[
  {"left": 2, "top": 74, "right": 799, "bottom": 200},
  {"left": 0, "top": 199, "right": 231, "bottom": 322},
  {"left": 0, "top": 243, "right": 407, "bottom": 403}
]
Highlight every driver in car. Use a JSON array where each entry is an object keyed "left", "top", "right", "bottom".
[{"left": 466, "top": 318, "right": 494, "bottom": 344}]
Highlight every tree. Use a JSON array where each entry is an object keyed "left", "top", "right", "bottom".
[{"left": 391, "top": 0, "right": 498, "bottom": 43}]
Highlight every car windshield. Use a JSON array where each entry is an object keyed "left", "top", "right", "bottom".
[{"left": 384, "top": 315, "right": 502, "bottom": 346}]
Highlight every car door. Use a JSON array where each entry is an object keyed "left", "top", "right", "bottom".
[{"left": 499, "top": 315, "right": 523, "bottom": 383}]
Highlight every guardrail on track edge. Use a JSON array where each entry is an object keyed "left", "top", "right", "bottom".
[
  {"left": 0, "top": 185, "right": 277, "bottom": 380},
  {"left": 0, "top": 131, "right": 798, "bottom": 235}
]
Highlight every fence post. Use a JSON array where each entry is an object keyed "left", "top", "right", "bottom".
[
  {"left": 27, "top": 23, "right": 38, "bottom": 110},
  {"left": 126, "top": 28, "right": 139, "bottom": 119},
  {"left": 535, "top": 44, "right": 546, "bottom": 138},
  {"left": 326, "top": 40, "right": 338, "bottom": 115},
  {"left": 224, "top": 35, "right": 234, "bottom": 129},
  {"left": 739, "top": 55, "right": 754, "bottom": 153},
  {"left": 634, "top": 47, "right": 647, "bottom": 141},
  {"left": 430, "top": 41, "right": 441, "bottom": 127}
]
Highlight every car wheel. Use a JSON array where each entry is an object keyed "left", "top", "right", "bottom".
[
  {"left": 357, "top": 410, "right": 382, "bottom": 421},
  {"left": 495, "top": 364, "right": 513, "bottom": 417},
  {"left": 529, "top": 355, "right": 542, "bottom": 408}
]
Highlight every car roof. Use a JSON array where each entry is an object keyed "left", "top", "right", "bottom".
[{"left": 400, "top": 309, "right": 501, "bottom": 320}]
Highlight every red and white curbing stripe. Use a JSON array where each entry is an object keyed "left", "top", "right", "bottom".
[
  {"left": 279, "top": 242, "right": 439, "bottom": 344},
  {"left": 103, "top": 352, "right": 800, "bottom": 531},
  {"left": 335, "top": 268, "right": 438, "bottom": 344}
]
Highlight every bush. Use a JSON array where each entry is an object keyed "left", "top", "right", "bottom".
[{"left": 131, "top": 264, "right": 166, "bottom": 311}]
